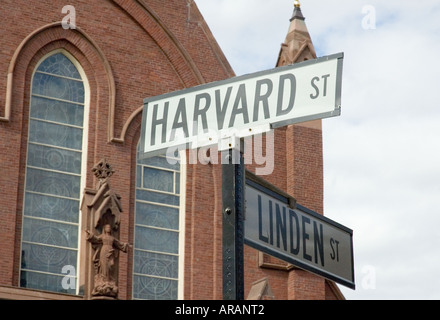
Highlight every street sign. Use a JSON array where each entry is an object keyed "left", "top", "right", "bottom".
[
  {"left": 139, "top": 52, "right": 347, "bottom": 299},
  {"left": 244, "top": 172, "right": 355, "bottom": 289},
  {"left": 140, "top": 53, "right": 343, "bottom": 158}
]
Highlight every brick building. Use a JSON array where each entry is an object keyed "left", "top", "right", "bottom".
[{"left": 0, "top": 0, "right": 344, "bottom": 300}]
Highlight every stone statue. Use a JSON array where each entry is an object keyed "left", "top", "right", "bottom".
[
  {"left": 85, "top": 225, "right": 129, "bottom": 298},
  {"left": 83, "top": 158, "right": 130, "bottom": 299}
]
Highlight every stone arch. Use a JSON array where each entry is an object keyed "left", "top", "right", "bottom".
[
  {"left": 107, "top": 0, "right": 209, "bottom": 144},
  {"left": 2, "top": 22, "right": 118, "bottom": 143},
  {"left": 110, "top": 0, "right": 205, "bottom": 87}
]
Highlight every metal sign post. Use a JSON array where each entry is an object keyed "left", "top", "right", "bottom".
[{"left": 221, "top": 141, "right": 245, "bottom": 300}]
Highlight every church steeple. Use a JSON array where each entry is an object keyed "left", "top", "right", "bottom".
[{"left": 276, "top": 1, "right": 317, "bottom": 67}]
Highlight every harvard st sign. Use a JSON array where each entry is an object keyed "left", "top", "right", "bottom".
[{"left": 140, "top": 53, "right": 343, "bottom": 158}]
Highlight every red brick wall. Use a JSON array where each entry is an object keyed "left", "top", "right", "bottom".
[{"left": 0, "top": 0, "right": 337, "bottom": 300}]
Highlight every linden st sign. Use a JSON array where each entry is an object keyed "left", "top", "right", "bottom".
[
  {"left": 140, "top": 53, "right": 343, "bottom": 157},
  {"left": 245, "top": 173, "right": 355, "bottom": 289}
]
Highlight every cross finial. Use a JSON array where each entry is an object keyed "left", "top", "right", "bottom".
[
  {"left": 92, "top": 158, "right": 115, "bottom": 181},
  {"left": 291, "top": 0, "right": 305, "bottom": 21}
]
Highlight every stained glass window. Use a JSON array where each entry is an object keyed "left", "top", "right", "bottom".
[
  {"left": 133, "top": 148, "right": 182, "bottom": 300},
  {"left": 20, "top": 52, "right": 87, "bottom": 294}
]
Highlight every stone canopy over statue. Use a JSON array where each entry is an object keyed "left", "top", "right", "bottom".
[{"left": 81, "top": 159, "right": 130, "bottom": 299}]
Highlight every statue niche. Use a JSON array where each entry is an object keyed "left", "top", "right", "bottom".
[{"left": 82, "top": 158, "right": 130, "bottom": 299}]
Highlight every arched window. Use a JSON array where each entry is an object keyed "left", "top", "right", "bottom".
[
  {"left": 20, "top": 51, "right": 89, "bottom": 294},
  {"left": 132, "top": 146, "right": 185, "bottom": 300}
]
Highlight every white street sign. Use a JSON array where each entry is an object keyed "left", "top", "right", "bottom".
[{"left": 140, "top": 53, "right": 343, "bottom": 158}]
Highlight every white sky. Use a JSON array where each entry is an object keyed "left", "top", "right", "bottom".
[{"left": 195, "top": 0, "right": 440, "bottom": 300}]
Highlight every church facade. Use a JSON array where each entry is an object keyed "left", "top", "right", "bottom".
[{"left": 0, "top": 0, "right": 344, "bottom": 300}]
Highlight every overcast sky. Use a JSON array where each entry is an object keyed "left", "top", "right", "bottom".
[{"left": 196, "top": 0, "right": 440, "bottom": 300}]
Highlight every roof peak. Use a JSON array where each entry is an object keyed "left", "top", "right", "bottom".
[
  {"left": 291, "top": 1, "right": 305, "bottom": 21},
  {"left": 277, "top": 0, "right": 316, "bottom": 66}
]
